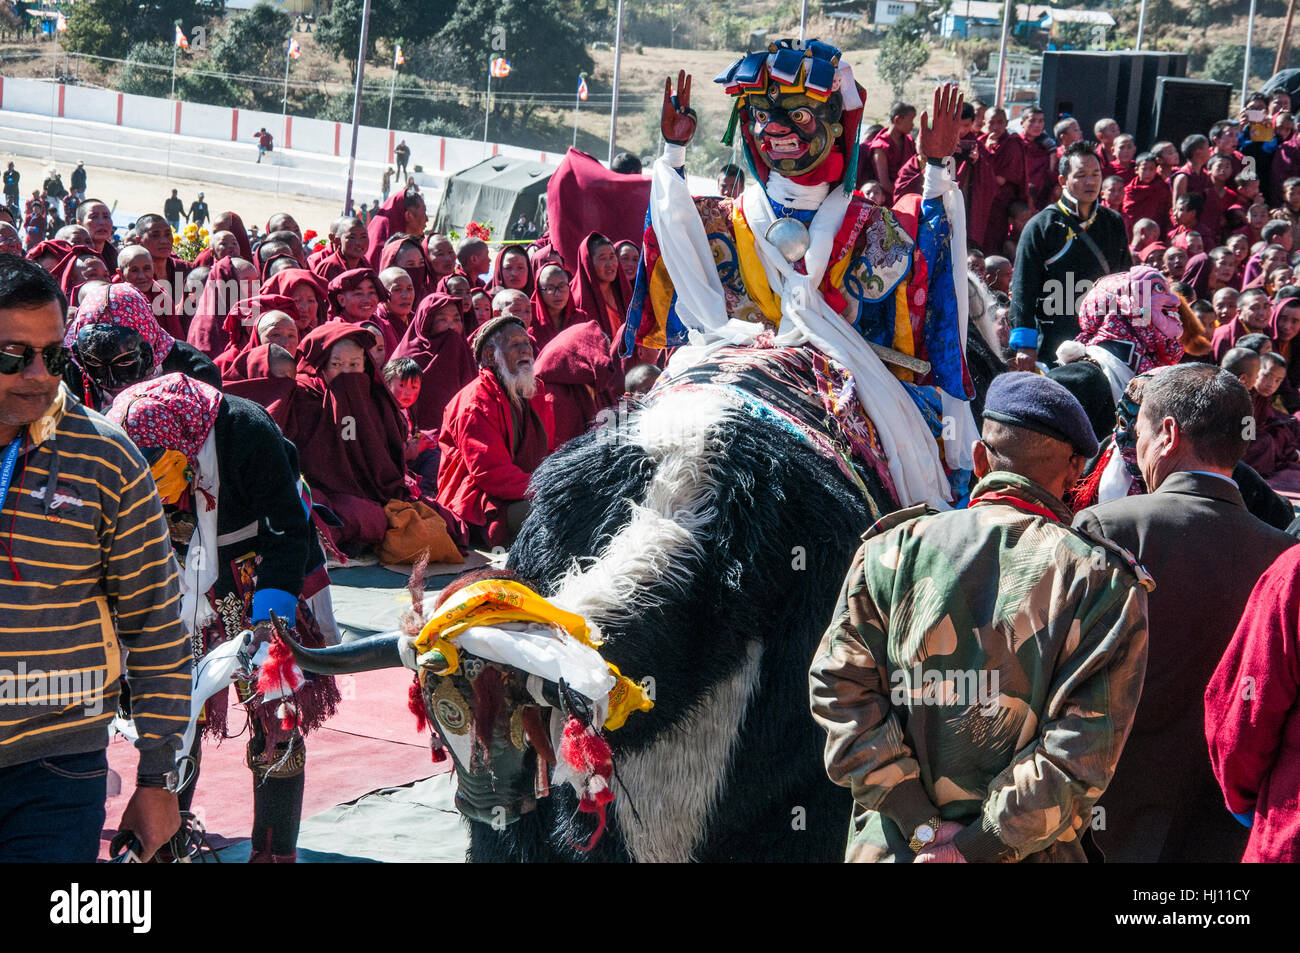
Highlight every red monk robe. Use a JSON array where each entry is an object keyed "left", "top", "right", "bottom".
[
  {"left": 1123, "top": 174, "right": 1172, "bottom": 238},
  {"left": 436, "top": 367, "right": 555, "bottom": 548},
  {"left": 534, "top": 319, "right": 621, "bottom": 447}
]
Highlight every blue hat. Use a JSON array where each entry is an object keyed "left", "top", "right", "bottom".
[{"left": 982, "top": 371, "right": 1101, "bottom": 458}]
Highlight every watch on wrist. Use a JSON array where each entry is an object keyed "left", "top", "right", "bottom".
[
  {"left": 136, "top": 769, "right": 179, "bottom": 793},
  {"left": 909, "top": 815, "right": 943, "bottom": 853}
]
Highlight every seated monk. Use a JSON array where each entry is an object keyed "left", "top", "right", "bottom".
[
  {"left": 568, "top": 231, "right": 631, "bottom": 339},
  {"left": 213, "top": 295, "right": 300, "bottom": 377},
  {"left": 534, "top": 319, "right": 621, "bottom": 447},
  {"left": 391, "top": 291, "right": 477, "bottom": 433},
  {"left": 327, "top": 267, "right": 399, "bottom": 356},
  {"left": 223, "top": 342, "right": 297, "bottom": 426},
  {"left": 530, "top": 261, "right": 588, "bottom": 353},
  {"left": 261, "top": 267, "right": 327, "bottom": 339},
  {"left": 489, "top": 243, "right": 535, "bottom": 296},
  {"left": 187, "top": 256, "right": 260, "bottom": 357},
  {"left": 286, "top": 324, "right": 460, "bottom": 564},
  {"left": 436, "top": 315, "right": 555, "bottom": 548},
  {"left": 377, "top": 265, "right": 417, "bottom": 339},
  {"left": 311, "top": 216, "right": 369, "bottom": 284},
  {"left": 377, "top": 234, "right": 433, "bottom": 307}
]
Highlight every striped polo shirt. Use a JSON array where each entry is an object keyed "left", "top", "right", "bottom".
[{"left": 0, "top": 386, "right": 190, "bottom": 774}]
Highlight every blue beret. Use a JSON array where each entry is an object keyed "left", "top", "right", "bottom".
[{"left": 982, "top": 371, "right": 1101, "bottom": 458}]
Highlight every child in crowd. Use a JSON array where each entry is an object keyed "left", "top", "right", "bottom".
[
  {"left": 383, "top": 356, "right": 440, "bottom": 496},
  {"left": 1222, "top": 346, "right": 1261, "bottom": 391}
]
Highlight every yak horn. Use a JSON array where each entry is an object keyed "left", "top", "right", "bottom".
[{"left": 284, "top": 631, "right": 405, "bottom": 675}]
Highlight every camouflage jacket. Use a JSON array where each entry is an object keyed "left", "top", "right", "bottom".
[{"left": 809, "top": 471, "right": 1152, "bottom": 862}]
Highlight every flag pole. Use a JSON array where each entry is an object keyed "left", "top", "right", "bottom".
[
  {"left": 573, "top": 84, "right": 580, "bottom": 148},
  {"left": 344, "top": 0, "right": 373, "bottom": 217},
  {"left": 278, "top": 37, "right": 292, "bottom": 196},
  {"left": 170, "top": 33, "right": 177, "bottom": 100},
  {"left": 484, "top": 63, "right": 492, "bottom": 155},
  {"left": 994, "top": 0, "right": 1012, "bottom": 110},
  {"left": 608, "top": 0, "right": 625, "bottom": 163},
  {"left": 386, "top": 51, "right": 398, "bottom": 134},
  {"left": 1243, "top": 0, "right": 1257, "bottom": 107}
]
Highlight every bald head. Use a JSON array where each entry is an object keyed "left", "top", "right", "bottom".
[
  {"left": 267, "top": 213, "right": 301, "bottom": 239},
  {"left": 492, "top": 288, "right": 531, "bottom": 323},
  {"left": 55, "top": 224, "right": 91, "bottom": 246}
]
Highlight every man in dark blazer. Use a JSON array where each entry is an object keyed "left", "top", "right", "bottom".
[{"left": 1073, "top": 363, "right": 1295, "bottom": 862}]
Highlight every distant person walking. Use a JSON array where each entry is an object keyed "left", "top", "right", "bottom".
[
  {"left": 188, "top": 192, "right": 210, "bottom": 228},
  {"left": 394, "top": 139, "right": 411, "bottom": 179},
  {"left": 381, "top": 167, "right": 394, "bottom": 201},
  {"left": 70, "top": 160, "right": 86, "bottom": 193},
  {"left": 2, "top": 163, "right": 18, "bottom": 209},
  {"left": 163, "top": 189, "right": 186, "bottom": 231},
  {"left": 254, "top": 128, "right": 274, "bottom": 163}
]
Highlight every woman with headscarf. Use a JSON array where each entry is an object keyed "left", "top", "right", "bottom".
[
  {"left": 391, "top": 292, "right": 477, "bottom": 433},
  {"left": 568, "top": 231, "right": 632, "bottom": 339},
  {"left": 365, "top": 187, "right": 429, "bottom": 270},
  {"left": 377, "top": 234, "right": 433, "bottom": 307},
  {"left": 107, "top": 372, "right": 339, "bottom": 863},
  {"left": 488, "top": 243, "right": 535, "bottom": 297},
  {"left": 63, "top": 282, "right": 220, "bottom": 410},
  {"left": 284, "top": 324, "right": 461, "bottom": 564},
  {"left": 261, "top": 267, "right": 327, "bottom": 339},
  {"left": 437, "top": 273, "right": 476, "bottom": 334},
  {"left": 529, "top": 261, "right": 589, "bottom": 353}
]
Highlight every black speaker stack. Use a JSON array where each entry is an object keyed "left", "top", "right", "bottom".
[{"left": 1037, "top": 50, "right": 1228, "bottom": 149}]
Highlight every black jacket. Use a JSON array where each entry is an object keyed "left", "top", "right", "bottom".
[
  {"left": 210, "top": 395, "right": 310, "bottom": 603},
  {"left": 1074, "top": 472, "right": 1296, "bottom": 862},
  {"left": 1009, "top": 199, "right": 1130, "bottom": 362}
]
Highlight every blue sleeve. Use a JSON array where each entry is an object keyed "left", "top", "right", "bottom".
[
  {"left": 1009, "top": 326, "right": 1040, "bottom": 350},
  {"left": 251, "top": 588, "right": 298, "bottom": 626},
  {"left": 916, "top": 196, "right": 970, "bottom": 399},
  {"left": 1231, "top": 810, "right": 1254, "bottom": 829}
]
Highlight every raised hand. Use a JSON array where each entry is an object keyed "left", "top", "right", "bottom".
[
  {"left": 918, "top": 82, "right": 965, "bottom": 163},
  {"left": 661, "top": 70, "right": 698, "bottom": 146}
]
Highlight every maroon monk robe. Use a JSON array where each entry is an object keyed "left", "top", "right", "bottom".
[
  {"left": 984, "top": 130, "right": 1028, "bottom": 254},
  {"left": 186, "top": 257, "right": 245, "bottom": 357},
  {"left": 212, "top": 293, "right": 300, "bottom": 377},
  {"left": 284, "top": 323, "right": 409, "bottom": 546},
  {"left": 1020, "top": 132, "right": 1056, "bottom": 210},
  {"left": 488, "top": 242, "right": 536, "bottom": 297},
  {"left": 365, "top": 190, "right": 412, "bottom": 271},
  {"left": 545, "top": 148, "right": 651, "bottom": 278},
  {"left": 528, "top": 282, "right": 590, "bottom": 355},
  {"left": 260, "top": 268, "right": 328, "bottom": 335},
  {"left": 193, "top": 211, "right": 253, "bottom": 268},
  {"left": 222, "top": 343, "right": 295, "bottom": 428},
  {"left": 435, "top": 367, "right": 555, "bottom": 548},
  {"left": 1122, "top": 174, "right": 1172, "bottom": 238},
  {"left": 377, "top": 234, "right": 433, "bottom": 307},
  {"left": 534, "top": 319, "right": 620, "bottom": 446},
  {"left": 391, "top": 293, "right": 478, "bottom": 432},
  {"left": 861, "top": 126, "right": 916, "bottom": 204},
  {"left": 568, "top": 232, "right": 632, "bottom": 340}
]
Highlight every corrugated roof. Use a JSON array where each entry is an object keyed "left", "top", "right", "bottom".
[{"left": 945, "top": 2, "right": 1115, "bottom": 26}]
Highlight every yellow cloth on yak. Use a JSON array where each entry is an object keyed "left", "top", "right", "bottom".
[{"left": 413, "top": 579, "right": 653, "bottom": 730}]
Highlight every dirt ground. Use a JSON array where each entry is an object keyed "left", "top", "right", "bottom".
[{"left": 2, "top": 152, "right": 347, "bottom": 237}]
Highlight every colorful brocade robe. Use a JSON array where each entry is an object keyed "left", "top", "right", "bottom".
[{"left": 622, "top": 190, "right": 972, "bottom": 408}]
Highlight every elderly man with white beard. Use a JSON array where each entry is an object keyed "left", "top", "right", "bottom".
[{"left": 435, "top": 314, "right": 555, "bottom": 548}]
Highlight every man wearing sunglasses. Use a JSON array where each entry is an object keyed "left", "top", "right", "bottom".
[{"left": 0, "top": 254, "right": 191, "bottom": 862}]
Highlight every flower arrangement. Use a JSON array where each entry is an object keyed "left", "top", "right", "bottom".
[
  {"left": 175, "top": 223, "right": 209, "bottom": 262},
  {"left": 447, "top": 220, "right": 494, "bottom": 243}
]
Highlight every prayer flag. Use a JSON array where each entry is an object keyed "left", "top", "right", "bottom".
[
  {"left": 288, "top": 38, "right": 302, "bottom": 59},
  {"left": 394, "top": 44, "right": 405, "bottom": 67},
  {"left": 55, "top": 12, "right": 67, "bottom": 32},
  {"left": 175, "top": 25, "right": 189, "bottom": 50},
  {"left": 490, "top": 58, "right": 511, "bottom": 79},
  {"left": 578, "top": 75, "right": 588, "bottom": 101}
]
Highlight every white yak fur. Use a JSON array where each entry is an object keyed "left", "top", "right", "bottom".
[{"left": 549, "top": 385, "right": 766, "bottom": 861}]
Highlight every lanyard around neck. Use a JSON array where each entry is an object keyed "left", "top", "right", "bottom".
[{"left": 0, "top": 437, "right": 24, "bottom": 517}]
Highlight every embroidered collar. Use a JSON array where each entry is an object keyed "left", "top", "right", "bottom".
[{"left": 1056, "top": 193, "right": 1098, "bottom": 230}]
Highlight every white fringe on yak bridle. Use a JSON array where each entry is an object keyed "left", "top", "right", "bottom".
[{"left": 549, "top": 386, "right": 766, "bottom": 863}]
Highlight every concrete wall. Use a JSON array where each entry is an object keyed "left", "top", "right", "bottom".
[{"left": 0, "top": 76, "right": 561, "bottom": 174}]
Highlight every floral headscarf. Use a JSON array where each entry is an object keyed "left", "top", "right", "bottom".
[
  {"left": 107, "top": 372, "right": 222, "bottom": 468},
  {"left": 64, "top": 281, "right": 174, "bottom": 372},
  {"left": 1076, "top": 266, "right": 1184, "bottom": 374}
]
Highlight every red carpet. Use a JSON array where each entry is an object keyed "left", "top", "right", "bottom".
[{"left": 100, "top": 667, "right": 443, "bottom": 859}]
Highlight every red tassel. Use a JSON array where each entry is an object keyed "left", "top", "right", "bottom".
[
  {"left": 560, "top": 715, "right": 616, "bottom": 852},
  {"left": 256, "top": 634, "right": 305, "bottom": 699},
  {"left": 408, "top": 674, "right": 428, "bottom": 732}
]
